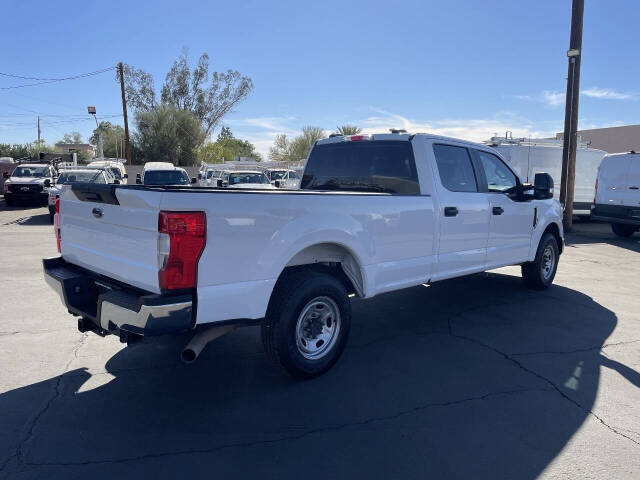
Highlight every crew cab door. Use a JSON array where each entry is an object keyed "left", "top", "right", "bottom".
[
  {"left": 431, "top": 143, "right": 490, "bottom": 279},
  {"left": 472, "top": 149, "right": 534, "bottom": 266}
]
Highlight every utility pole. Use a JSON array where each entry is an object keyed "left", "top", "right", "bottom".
[
  {"left": 559, "top": 0, "right": 584, "bottom": 231},
  {"left": 37, "top": 116, "right": 41, "bottom": 148},
  {"left": 118, "top": 62, "right": 132, "bottom": 165}
]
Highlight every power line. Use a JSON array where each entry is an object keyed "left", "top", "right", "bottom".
[{"left": 0, "top": 66, "right": 115, "bottom": 90}]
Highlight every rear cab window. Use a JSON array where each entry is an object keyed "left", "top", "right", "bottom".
[{"left": 301, "top": 140, "right": 420, "bottom": 194}]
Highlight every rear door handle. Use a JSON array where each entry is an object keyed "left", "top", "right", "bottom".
[
  {"left": 492, "top": 206, "right": 504, "bottom": 215},
  {"left": 92, "top": 208, "right": 103, "bottom": 218},
  {"left": 630, "top": 186, "right": 639, "bottom": 190},
  {"left": 444, "top": 206, "right": 458, "bottom": 217}
]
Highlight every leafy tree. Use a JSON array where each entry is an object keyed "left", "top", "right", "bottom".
[
  {"left": 0, "top": 142, "right": 55, "bottom": 159},
  {"left": 120, "top": 52, "right": 253, "bottom": 138},
  {"left": 198, "top": 127, "right": 260, "bottom": 162},
  {"left": 134, "top": 105, "right": 205, "bottom": 166},
  {"left": 90, "top": 121, "right": 126, "bottom": 158},
  {"left": 269, "top": 126, "right": 326, "bottom": 162},
  {"left": 58, "top": 132, "right": 84, "bottom": 144},
  {"left": 336, "top": 125, "right": 361, "bottom": 135}
]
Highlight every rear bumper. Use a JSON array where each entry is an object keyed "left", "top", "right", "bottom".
[
  {"left": 591, "top": 204, "right": 640, "bottom": 226},
  {"left": 43, "top": 256, "right": 194, "bottom": 336}
]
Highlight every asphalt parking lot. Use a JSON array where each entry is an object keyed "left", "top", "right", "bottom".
[{"left": 0, "top": 200, "right": 639, "bottom": 480}]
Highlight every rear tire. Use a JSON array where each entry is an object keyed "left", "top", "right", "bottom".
[
  {"left": 4, "top": 196, "right": 13, "bottom": 207},
  {"left": 611, "top": 223, "right": 636, "bottom": 237},
  {"left": 522, "top": 233, "right": 559, "bottom": 290},
  {"left": 262, "top": 270, "right": 351, "bottom": 379}
]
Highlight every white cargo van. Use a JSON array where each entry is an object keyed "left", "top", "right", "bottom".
[
  {"left": 591, "top": 151, "right": 640, "bottom": 237},
  {"left": 488, "top": 135, "right": 606, "bottom": 217}
]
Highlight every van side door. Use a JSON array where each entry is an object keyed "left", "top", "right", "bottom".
[
  {"left": 431, "top": 143, "right": 490, "bottom": 280},
  {"left": 623, "top": 155, "right": 640, "bottom": 208},
  {"left": 472, "top": 149, "right": 534, "bottom": 267}
]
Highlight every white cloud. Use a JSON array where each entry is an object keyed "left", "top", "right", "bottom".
[
  {"left": 540, "top": 91, "right": 565, "bottom": 107},
  {"left": 582, "top": 87, "right": 637, "bottom": 100},
  {"left": 230, "top": 108, "right": 562, "bottom": 158}
]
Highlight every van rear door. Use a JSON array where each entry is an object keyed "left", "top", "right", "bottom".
[{"left": 623, "top": 155, "right": 640, "bottom": 209}]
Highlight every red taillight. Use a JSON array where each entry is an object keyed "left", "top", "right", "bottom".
[
  {"left": 349, "top": 135, "right": 366, "bottom": 141},
  {"left": 54, "top": 198, "right": 61, "bottom": 253},
  {"left": 158, "top": 211, "right": 206, "bottom": 290}
]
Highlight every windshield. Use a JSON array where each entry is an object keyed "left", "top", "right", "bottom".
[
  {"left": 228, "top": 173, "right": 269, "bottom": 185},
  {"left": 12, "top": 166, "right": 49, "bottom": 178},
  {"left": 57, "top": 171, "right": 102, "bottom": 184},
  {"left": 269, "top": 170, "right": 287, "bottom": 180},
  {"left": 143, "top": 170, "right": 189, "bottom": 186}
]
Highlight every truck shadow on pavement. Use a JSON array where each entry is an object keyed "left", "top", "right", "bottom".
[{"left": 1, "top": 272, "right": 638, "bottom": 479}]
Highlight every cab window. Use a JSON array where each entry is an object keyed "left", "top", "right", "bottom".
[
  {"left": 476, "top": 151, "right": 517, "bottom": 192},
  {"left": 432, "top": 144, "right": 478, "bottom": 192}
]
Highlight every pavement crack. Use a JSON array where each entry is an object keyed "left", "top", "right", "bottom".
[
  {"left": 0, "top": 333, "right": 88, "bottom": 475},
  {"left": 23, "top": 387, "right": 549, "bottom": 467},
  {"left": 448, "top": 328, "right": 640, "bottom": 448},
  {"left": 511, "top": 339, "right": 640, "bottom": 357}
]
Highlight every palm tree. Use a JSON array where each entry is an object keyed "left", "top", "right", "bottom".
[{"left": 336, "top": 125, "right": 361, "bottom": 136}]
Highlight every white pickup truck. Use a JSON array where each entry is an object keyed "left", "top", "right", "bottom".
[{"left": 44, "top": 132, "right": 563, "bottom": 378}]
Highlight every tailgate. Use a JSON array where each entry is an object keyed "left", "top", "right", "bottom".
[{"left": 60, "top": 185, "right": 163, "bottom": 293}]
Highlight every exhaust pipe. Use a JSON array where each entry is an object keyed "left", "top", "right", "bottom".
[{"left": 181, "top": 324, "right": 237, "bottom": 364}]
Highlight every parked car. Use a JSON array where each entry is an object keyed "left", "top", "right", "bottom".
[
  {"left": 199, "top": 168, "right": 225, "bottom": 187},
  {"left": 87, "top": 159, "right": 128, "bottom": 184},
  {"left": 591, "top": 151, "right": 640, "bottom": 237},
  {"left": 488, "top": 134, "right": 606, "bottom": 218},
  {"left": 136, "top": 162, "right": 195, "bottom": 186},
  {"left": 219, "top": 170, "right": 276, "bottom": 189},
  {"left": 44, "top": 132, "right": 563, "bottom": 379},
  {"left": 265, "top": 168, "right": 301, "bottom": 189},
  {"left": 3, "top": 163, "right": 56, "bottom": 206},
  {"left": 47, "top": 168, "right": 116, "bottom": 223}
]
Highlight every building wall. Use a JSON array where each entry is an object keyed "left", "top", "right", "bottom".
[{"left": 556, "top": 125, "right": 640, "bottom": 154}]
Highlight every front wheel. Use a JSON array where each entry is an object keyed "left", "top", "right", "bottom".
[
  {"left": 262, "top": 270, "right": 351, "bottom": 379},
  {"left": 521, "top": 233, "right": 559, "bottom": 290},
  {"left": 611, "top": 223, "right": 636, "bottom": 237}
]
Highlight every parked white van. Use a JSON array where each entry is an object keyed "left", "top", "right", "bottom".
[
  {"left": 137, "top": 162, "right": 195, "bottom": 186},
  {"left": 487, "top": 135, "right": 606, "bottom": 217},
  {"left": 591, "top": 151, "right": 640, "bottom": 237},
  {"left": 88, "top": 159, "right": 128, "bottom": 184}
]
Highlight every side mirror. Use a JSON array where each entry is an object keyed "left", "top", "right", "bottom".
[
  {"left": 216, "top": 179, "right": 223, "bottom": 188},
  {"left": 44, "top": 179, "right": 51, "bottom": 187},
  {"left": 191, "top": 177, "right": 197, "bottom": 184},
  {"left": 123, "top": 173, "right": 128, "bottom": 179},
  {"left": 534, "top": 173, "right": 554, "bottom": 199},
  {"left": 136, "top": 177, "right": 142, "bottom": 185},
  {"left": 114, "top": 179, "right": 121, "bottom": 185},
  {"left": 136, "top": 173, "right": 141, "bottom": 180},
  {"left": 274, "top": 180, "right": 282, "bottom": 188},
  {"left": 3, "top": 172, "right": 9, "bottom": 179}
]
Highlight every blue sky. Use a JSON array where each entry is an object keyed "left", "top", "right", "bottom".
[{"left": 1, "top": 0, "right": 638, "bottom": 156}]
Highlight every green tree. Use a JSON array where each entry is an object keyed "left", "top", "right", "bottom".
[
  {"left": 90, "top": 121, "right": 126, "bottom": 158},
  {"left": 336, "top": 125, "right": 361, "bottom": 136},
  {"left": 58, "top": 132, "right": 83, "bottom": 144},
  {"left": 198, "top": 127, "right": 260, "bottom": 162},
  {"left": 134, "top": 105, "right": 205, "bottom": 166},
  {"left": 269, "top": 126, "right": 326, "bottom": 162},
  {"left": 120, "top": 52, "right": 253, "bottom": 139}
]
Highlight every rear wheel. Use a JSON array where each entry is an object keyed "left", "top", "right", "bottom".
[
  {"left": 522, "top": 233, "right": 559, "bottom": 290},
  {"left": 262, "top": 270, "right": 351, "bottom": 379},
  {"left": 611, "top": 223, "right": 636, "bottom": 237}
]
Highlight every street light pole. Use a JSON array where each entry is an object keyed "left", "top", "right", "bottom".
[
  {"left": 88, "top": 106, "right": 104, "bottom": 159},
  {"left": 559, "top": 0, "right": 584, "bottom": 231}
]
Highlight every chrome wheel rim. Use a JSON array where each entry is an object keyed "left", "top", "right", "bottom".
[
  {"left": 295, "top": 296, "right": 341, "bottom": 360},
  {"left": 541, "top": 245, "right": 556, "bottom": 280}
]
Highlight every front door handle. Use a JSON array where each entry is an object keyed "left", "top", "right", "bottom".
[
  {"left": 492, "top": 206, "right": 504, "bottom": 215},
  {"left": 92, "top": 208, "right": 103, "bottom": 218},
  {"left": 444, "top": 206, "right": 458, "bottom": 217},
  {"left": 630, "top": 186, "right": 639, "bottom": 190}
]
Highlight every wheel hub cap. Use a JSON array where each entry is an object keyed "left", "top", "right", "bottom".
[{"left": 295, "top": 296, "right": 341, "bottom": 360}]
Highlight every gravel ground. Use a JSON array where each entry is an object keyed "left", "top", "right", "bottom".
[{"left": 1, "top": 200, "right": 639, "bottom": 480}]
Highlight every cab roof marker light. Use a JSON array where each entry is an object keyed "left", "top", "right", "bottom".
[{"left": 346, "top": 135, "right": 371, "bottom": 142}]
